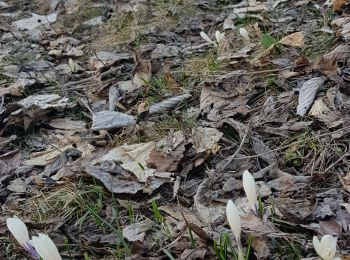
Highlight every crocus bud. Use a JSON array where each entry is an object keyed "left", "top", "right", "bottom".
[
  {"left": 6, "top": 217, "right": 30, "bottom": 247},
  {"left": 215, "top": 30, "right": 225, "bottom": 44},
  {"left": 200, "top": 31, "right": 218, "bottom": 47},
  {"left": 239, "top": 28, "right": 250, "bottom": 42},
  {"left": 31, "top": 233, "right": 61, "bottom": 260},
  {"left": 6, "top": 217, "right": 40, "bottom": 259},
  {"left": 242, "top": 170, "right": 257, "bottom": 214},
  {"left": 226, "top": 200, "right": 243, "bottom": 260},
  {"left": 313, "top": 235, "right": 340, "bottom": 260}
]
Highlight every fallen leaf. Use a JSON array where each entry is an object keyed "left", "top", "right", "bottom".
[
  {"left": 132, "top": 53, "right": 152, "bottom": 89},
  {"left": 91, "top": 110, "right": 136, "bottom": 131},
  {"left": 296, "top": 77, "right": 326, "bottom": 116},
  {"left": 333, "top": 0, "right": 347, "bottom": 11},
  {"left": 279, "top": 32, "right": 305, "bottom": 47},
  {"left": 240, "top": 215, "right": 277, "bottom": 235},
  {"left": 149, "top": 94, "right": 192, "bottom": 114},
  {"left": 314, "top": 45, "right": 350, "bottom": 77},
  {"left": 180, "top": 248, "right": 207, "bottom": 260},
  {"left": 252, "top": 236, "right": 270, "bottom": 259},
  {"left": 123, "top": 221, "right": 153, "bottom": 242}
]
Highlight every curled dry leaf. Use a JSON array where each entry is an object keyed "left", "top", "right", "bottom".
[
  {"left": 132, "top": 53, "right": 152, "bottom": 89},
  {"left": 108, "top": 86, "right": 120, "bottom": 111},
  {"left": 313, "top": 45, "right": 350, "bottom": 77},
  {"left": 89, "top": 51, "right": 132, "bottom": 70},
  {"left": 149, "top": 94, "right": 191, "bottom": 114},
  {"left": 296, "top": 77, "right": 326, "bottom": 116},
  {"left": 91, "top": 110, "right": 136, "bottom": 131}
]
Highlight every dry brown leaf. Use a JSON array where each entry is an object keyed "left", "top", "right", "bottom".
[
  {"left": 319, "top": 219, "right": 342, "bottom": 236},
  {"left": 279, "top": 32, "right": 305, "bottom": 48},
  {"left": 313, "top": 45, "right": 350, "bottom": 77},
  {"left": 180, "top": 248, "right": 207, "bottom": 260},
  {"left": 333, "top": 0, "right": 347, "bottom": 11},
  {"left": 252, "top": 236, "right": 270, "bottom": 259},
  {"left": 132, "top": 53, "right": 152, "bottom": 88},
  {"left": 137, "top": 101, "right": 148, "bottom": 115},
  {"left": 164, "top": 60, "right": 181, "bottom": 93},
  {"left": 241, "top": 215, "right": 277, "bottom": 235}
]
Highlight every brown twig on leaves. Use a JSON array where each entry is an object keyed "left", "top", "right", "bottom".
[{"left": 220, "top": 119, "right": 253, "bottom": 170}]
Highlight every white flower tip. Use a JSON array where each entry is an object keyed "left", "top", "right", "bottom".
[
  {"left": 215, "top": 30, "right": 225, "bottom": 44},
  {"left": 239, "top": 28, "right": 250, "bottom": 42},
  {"left": 313, "top": 235, "right": 337, "bottom": 260},
  {"left": 242, "top": 170, "right": 257, "bottom": 213},
  {"left": 6, "top": 217, "right": 30, "bottom": 245},
  {"left": 32, "top": 233, "right": 61, "bottom": 260},
  {"left": 226, "top": 200, "right": 241, "bottom": 240}
]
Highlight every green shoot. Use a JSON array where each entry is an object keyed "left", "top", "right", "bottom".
[
  {"left": 127, "top": 202, "right": 135, "bottom": 224},
  {"left": 261, "top": 33, "right": 278, "bottom": 49},
  {"left": 258, "top": 195, "right": 264, "bottom": 218},
  {"left": 162, "top": 248, "right": 176, "bottom": 260},
  {"left": 188, "top": 226, "right": 196, "bottom": 249},
  {"left": 151, "top": 200, "right": 164, "bottom": 223}
]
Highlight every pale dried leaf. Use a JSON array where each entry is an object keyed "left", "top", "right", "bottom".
[
  {"left": 91, "top": 110, "right": 136, "bottom": 131},
  {"left": 296, "top": 77, "right": 326, "bottom": 116},
  {"left": 149, "top": 94, "right": 191, "bottom": 114},
  {"left": 279, "top": 32, "right": 305, "bottom": 47}
]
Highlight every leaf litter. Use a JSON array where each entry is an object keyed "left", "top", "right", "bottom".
[{"left": 0, "top": 0, "right": 350, "bottom": 259}]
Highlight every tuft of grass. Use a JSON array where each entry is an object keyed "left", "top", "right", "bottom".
[
  {"left": 261, "top": 33, "right": 278, "bottom": 49},
  {"left": 151, "top": 200, "right": 165, "bottom": 224},
  {"left": 214, "top": 232, "right": 238, "bottom": 260},
  {"left": 15, "top": 182, "right": 131, "bottom": 258},
  {"left": 270, "top": 238, "right": 306, "bottom": 259},
  {"left": 91, "top": 11, "right": 136, "bottom": 48},
  {"left": 302, "top": 32, "right": 335, "bottom": 59},
  {"left": 282, "top": 131, "right": 320, "bottom": 167},
  {"left": 77, "top": 5, "right": 102, "bottom": 21},
  {"left": 182, "top": 52, "right": 222, "bottom": 80}
]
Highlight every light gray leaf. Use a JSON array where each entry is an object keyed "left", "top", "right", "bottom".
[
  {"left": 149, "top": 94, "right": 191, "bottom": 114},
  {"left": 296, "top": 77, "right": 326, "bottom": 116},
  {"left": 108, "top": 86, "right": 120, "bottom": 111},
  {"left": 91, "top": 110, "right": 135, "bottom": 130}
]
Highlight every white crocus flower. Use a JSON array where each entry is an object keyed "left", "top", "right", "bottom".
[
  {"left": 239, "top": 28, "right": 250, "bottom": 42},
  {"left": 215, "top": 30, "right": 225, "bottom": 44},
  {"left": 6, "top": 217, "right": 40, "bottom": 259},
  {"left": 242, "top": 170, "right": 257, "bottom": 214},
  {"left": 226, "top": 200, "right": 244, "bottom": 260},
  {"left": 31, "top": 233, "right": 62, "bottom": 260},
  {"left": 200, "top": 31, "right": 218, "bottom": 47},
  {"left": 313, "top": 235, "right": 341, "bottom": 260}
]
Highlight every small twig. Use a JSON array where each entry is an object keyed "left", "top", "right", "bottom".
[
  {"left": 323, "top": 152, "right": 349, "bottom": 175},
  {"left": 44, "top": 15, "right": 58, "bottom": 35},
  {"left": 220, "top": 119, "right": 252, "bottom": 170},
  {"left": 215, "top": 64, "right": 306, "bottom": 79},
  {"left": 93, "top": 49, "right": 107, "bottom": 69}
]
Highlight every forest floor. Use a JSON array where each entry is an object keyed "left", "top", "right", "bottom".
[{"left": 0, "top": 0, "right": 349, "bottom": 259}]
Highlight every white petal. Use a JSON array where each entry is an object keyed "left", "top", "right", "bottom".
[
  {"left": 313, "top": 236, "right": 323, "bottom": 258},
  {"left": 226, "top": 200, "right": 241, "bottom": 241},
  {"left": 215, "top": 31, "right": 221, "bottom": 43},
  {"left": 200, "top": 31, "right": 217, "bottom": 47},
  {"left": 32, "top": 233, "right": 61, "bottom": 260},
  {"left": 239, "top": 28, "right": 250, "bottom": 42},
  {"left": 6, "top": 217, "right": 30, "bottom": 246},
  {"left": 320, "top": 235, "right": 337, "bottom": 259},
  {"left": 242, "top": 170, "right": 257, "bottom": 213}
]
